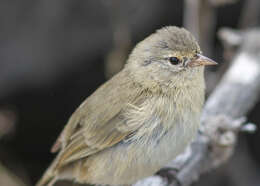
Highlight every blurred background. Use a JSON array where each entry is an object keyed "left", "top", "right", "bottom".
[{"left": 0, "top": 0, "right": 260, "bottom": 185}]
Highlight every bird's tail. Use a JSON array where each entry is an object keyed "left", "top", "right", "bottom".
[
  {"left": 36, "top": 169, "right": 57, "bottom": 186},
  {"left": 36, "top": 153, "right": 61, "bottom": 186}
]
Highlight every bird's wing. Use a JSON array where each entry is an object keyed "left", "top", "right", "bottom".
[{"left": 51, "top": 71, "right": 147, "bottom": 168}]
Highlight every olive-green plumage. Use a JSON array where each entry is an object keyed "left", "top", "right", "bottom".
[{"left": 37, "top": 26, "right": 217, "bottom": 186}]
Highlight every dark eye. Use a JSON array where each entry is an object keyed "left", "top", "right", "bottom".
[{"left": 169, "top": 57, "right": 181, "bottom": 65}]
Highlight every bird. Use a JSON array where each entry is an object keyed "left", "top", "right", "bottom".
[{"left": 36, "top": 26, "right": 217, "bottom": 186}]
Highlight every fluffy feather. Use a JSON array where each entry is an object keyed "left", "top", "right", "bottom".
[{"left": 36, "top": 26, "right": 207, "bottom": 186}]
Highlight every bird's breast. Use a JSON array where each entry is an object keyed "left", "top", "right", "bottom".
[
  {"left": 134, "top": 90, "right": 203, "bottom": 167},
  {"left": 82, "top": 89, "right": 203, "bottom": 185},
  {"left": 115, "top": 93, "right": 202, "bottom": 178}
]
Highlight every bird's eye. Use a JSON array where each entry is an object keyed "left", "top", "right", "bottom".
[{"left": 169, "top": 57, "right": 181, "bottom": 65}]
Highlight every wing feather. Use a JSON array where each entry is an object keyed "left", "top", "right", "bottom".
[{"left": 52, "top": 70, "right": 147, "bottom": 169}]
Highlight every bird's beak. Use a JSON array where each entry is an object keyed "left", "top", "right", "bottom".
[{"left": 187, "top": 54, "right": 218, "bottom": 67}]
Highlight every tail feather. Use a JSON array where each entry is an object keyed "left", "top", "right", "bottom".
[
  {"left": 36, "top": 153, "right": 61, "bottom": 186},
  {"left": 36, "top": 171, "right": 57, "bottom": 186}
]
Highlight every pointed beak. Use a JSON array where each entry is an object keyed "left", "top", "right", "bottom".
[{"left": 187, "top": 54, "right": 218, "bottom": 67}]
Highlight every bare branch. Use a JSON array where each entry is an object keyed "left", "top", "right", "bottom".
[{"left": 183, "top": 0, "right": 200, "bottom": 41}]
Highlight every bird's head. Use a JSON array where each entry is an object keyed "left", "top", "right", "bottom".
[{"left": 126, "top": 26, "right": 217, "bottom": 87}]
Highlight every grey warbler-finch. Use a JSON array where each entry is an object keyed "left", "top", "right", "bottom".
[{"left": 37, "top": 26, "right": 217, "bottom": 186}]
